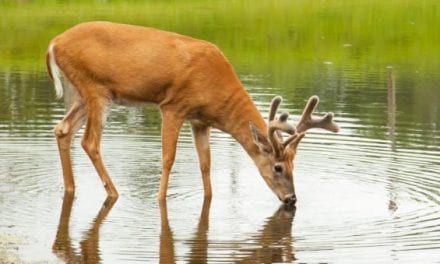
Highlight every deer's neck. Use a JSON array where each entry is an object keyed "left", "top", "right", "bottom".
[{"left": 217, "top": 89, "right": 267, "bottom": 161}]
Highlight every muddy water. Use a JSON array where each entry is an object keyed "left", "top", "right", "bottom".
[{"left": 1, "top": 63, "right": 439, "bottom": 263}]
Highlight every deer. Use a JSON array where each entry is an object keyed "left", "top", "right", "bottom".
[{"left": 46, "top": 21, "right": 339, "bottom": 205}]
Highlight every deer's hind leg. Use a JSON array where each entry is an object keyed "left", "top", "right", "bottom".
[
  {"left": 54, "top": 98, "right": 87, "bottom": 194},
  {"left": 80, "top": 92, "right": 118, "bottom": 197}
]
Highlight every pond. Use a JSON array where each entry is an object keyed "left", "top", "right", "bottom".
[{"left": 1, "top": 1, "right": 439, "bottom": 263}]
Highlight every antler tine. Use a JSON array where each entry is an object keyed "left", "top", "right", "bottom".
[
  {"left": 269, "top": 96, "right": 282, "bottom": 121},
  {"left": 268, "top": 96, "right": 296, "bottom": 135},
  {"left": 282, "top": 132, "right": 305, "bottom": 148},
  {"left": 267, "top": 96, "right": 297, "bottom": 158},
  {"left": 269, "top": 118, "right": 296, "bottom": 136},
  {"left": 296, "top": 95, "right": 339, "bottom": 134}
]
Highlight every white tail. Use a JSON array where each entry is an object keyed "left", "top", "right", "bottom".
[
  {"left": 47, "top": 44, "right": 64, "bottom": 99},
  {"left": 47, "top": 21, "right": 339, "bottom": 203}
]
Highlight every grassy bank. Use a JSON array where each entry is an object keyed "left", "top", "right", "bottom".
[{"left": 0, "top": 0, "right": 439, "bottom": 74}]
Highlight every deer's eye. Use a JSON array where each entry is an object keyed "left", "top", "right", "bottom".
[{"left": 273, "top": 164, "right": 284, "bottom": 175}]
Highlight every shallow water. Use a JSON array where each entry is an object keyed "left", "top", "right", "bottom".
[
  {"left": 1, "top": 1, "right": 440, "bottom": 263},
  {"left": 1, "top": 66, "right": 439, "bottom": 263}
]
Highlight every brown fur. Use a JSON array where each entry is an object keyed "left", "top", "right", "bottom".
[
  {"left": 47, "top": 22, "right": 268, "bottom": 199},
  {"left": 47, "top": 21, "right": 337, "bottom": 202}
]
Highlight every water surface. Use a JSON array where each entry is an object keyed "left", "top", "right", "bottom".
[{"left": 1, "top": 1, "right": 439, "bottom": 263}]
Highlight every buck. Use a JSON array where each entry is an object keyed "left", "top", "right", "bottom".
[{"left": 46, "top": 21, "right": 339, "bottom": 204}]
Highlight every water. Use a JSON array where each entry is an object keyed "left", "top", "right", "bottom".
[{"left": 1, "top": 1, "right": 439, "bottom": 263}]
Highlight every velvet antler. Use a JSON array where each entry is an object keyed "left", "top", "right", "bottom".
[
  {"left": 295, "top": 96, "right": 339, "bottom": 134},
  {"left": 267, "top": 96, "right": 296, "bottom": 158},
  {"left": 267, "top": 95, "right": 339, "bottom": 157}
]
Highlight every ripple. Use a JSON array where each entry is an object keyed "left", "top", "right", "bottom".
[
  {"left": 1, "top": 71, "right": 439, "bottom": 263},
  {"left": 290, "top": 128, "right": 440, "bottom": 262}
]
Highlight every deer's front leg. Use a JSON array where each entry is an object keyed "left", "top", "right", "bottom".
[
  {"left": 190, "top": 121, "right": 212, "bottom": 199},
  {"left": 158, "top": 109, "right": 184, "bottom": 201}
]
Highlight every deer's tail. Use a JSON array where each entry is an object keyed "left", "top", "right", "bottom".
[{"left": 46, "top": 43, "right": 64, "bottom": 99}]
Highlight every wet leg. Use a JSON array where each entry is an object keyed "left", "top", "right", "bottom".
[
  {"left": 157, "top": 109, "right": 184, "bottom": 201},
  {"left": 81, "top": 100, "right": 118, "bottom": 197},
  {"left": 54, "top": 100, "right": 86, "bottom": 193},
  {"left": 190, "top": 121, "right": 212, "bottom": 199}
]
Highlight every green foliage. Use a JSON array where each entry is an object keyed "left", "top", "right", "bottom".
[{"left": 0, "top": 0, "right": 439, "bottom": 73}]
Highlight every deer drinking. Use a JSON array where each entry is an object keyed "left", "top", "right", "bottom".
[{"left": 46, "top": 21, "right": 339, "bottom": 204}]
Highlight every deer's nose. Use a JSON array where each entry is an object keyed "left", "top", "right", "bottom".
[{"left": 283, "top": 194, "right": 297, "bottom": 205}]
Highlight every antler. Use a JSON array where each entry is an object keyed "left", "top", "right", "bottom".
[
  {"left": 267, "top": 95, "right": 339, "bottom": 158},
  {"left": 295, "top": 96, "right": 339, "bottom": 134},
  {"left": 267, "top": 96, "right": 296, "bottom": 158}
]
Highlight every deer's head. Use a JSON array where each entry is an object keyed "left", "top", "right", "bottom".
[{"left": 251, "top": 96, "right": 339, "bottom": 205}]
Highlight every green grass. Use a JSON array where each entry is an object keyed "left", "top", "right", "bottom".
[{"left": 0, "top": 0, "right": 439, "bottom": 75}]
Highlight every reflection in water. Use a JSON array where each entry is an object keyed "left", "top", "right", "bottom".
[
  {"left": 235, "top": 205, "right": 296, "bottom": 263},
  {"left": 387, "top": 66, "right": 396, "bottom": 152},
  {"left": 159, "top": 200, "right": 295, "bottom": 263},
  {"left": 187, "top": 199, "right": 211, "bottom": 264},
  {"left": 159, "top": 200, "right": 176, "bottom": 264},
  {"left": 52, "top": 193, "right": 117, "bottom": 264},
  {"left": 158, "top": 199, "right": 212, "bottom": 263},
  {"left": 44, "top": 174, "right": 296, "bottom": 263},
  {"left": 387, "top": 67, "right": 398, "bottom": 212}
]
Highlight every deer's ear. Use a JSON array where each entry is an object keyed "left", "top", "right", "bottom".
[{"left": 250, "top": 123, "right": 272, "bottom": 153}]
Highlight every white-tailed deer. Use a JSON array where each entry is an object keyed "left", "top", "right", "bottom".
[{"left": 46, "top": 21, "right": 339, "bottom": 204}]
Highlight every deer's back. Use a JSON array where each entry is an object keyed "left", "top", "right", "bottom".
[{"left": 50, "top": 21, "right": 241, "bottom": 107}]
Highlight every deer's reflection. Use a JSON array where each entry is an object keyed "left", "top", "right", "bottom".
[
  {"left": 159, "top": 200, "right": 176, "bottom": 264},
  {"left": 159, "top": 198, "right": 211, "bottom": 263},
  {"left": 52, "top": 193, "right": 117, "bottom": 264},
  {"left": 158, "top": 199, "right": 295, "bottom": 263},
  {"left": 188, "top": 198, "right": 211, "bottom": 263},
  {"left": 235, "top": 204, "right": 296, "bottom": 263}
]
